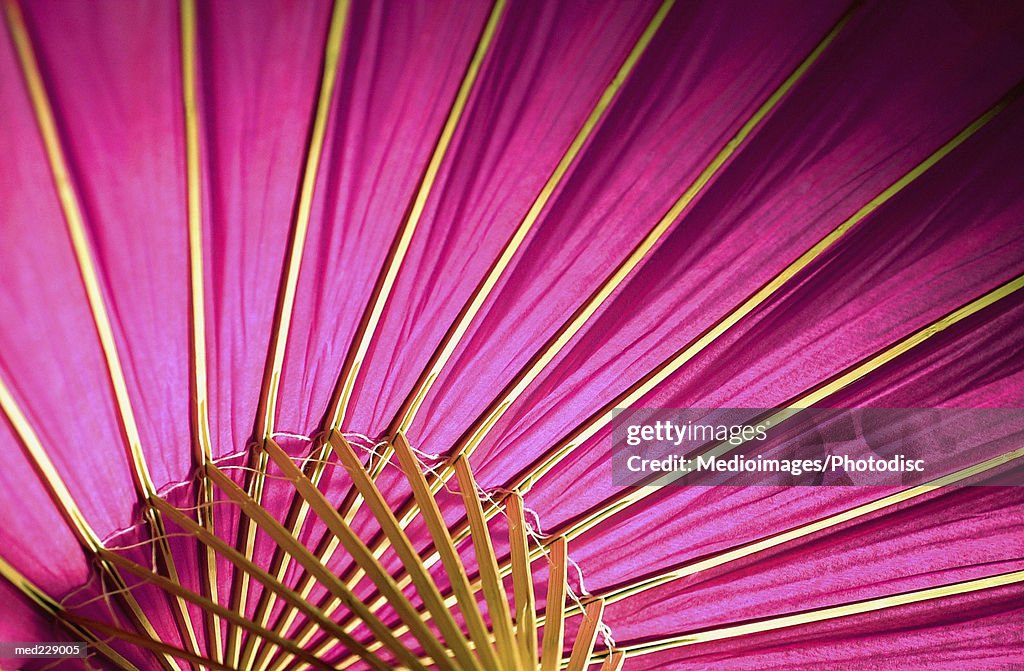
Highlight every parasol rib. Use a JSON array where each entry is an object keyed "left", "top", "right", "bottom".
[
  {"left": 318, "top": 12, "right": 861, "bottom": 631},
  {"left": 565, "top": 599, "right": 605, "bottom": 671},
  {"left": 600, "top": 651, "right": 627, "bottom": 671},
  {"left": 320, "top": 433, "right": 505, "bottom": 671},
  {"left": 149, "top": 496, "right": 393, "bottom": 671},
  {"left": 338, "top": 269, "right": 1024, "bottom": 641},
  {"left": 387, "top": 0, "right": 677, "bottom": 439},
  {"left": 257, "top": 439, "right": 455, "bottom": 671},
  {"left": 454, "top": 456, "right": 523, "bottom": 671},
  {"left": 97, "top": 548, "right": 336, "bottom": 671},
  {"left": 507, "top": 493, "right": 539, "bottom": 666},
  {"left": 552, "top": 443, "right": 1024, "bottom": 620},
  {"left": 374, "top": 77, "right": 1024, "bottom": 607},
  {"left": 540, "top": 536, "right": 569, "bottom": 671},
  {"left": 328, "top": 433, "right": 484, "bottom": 671},
  {"left": 3, "top": 0, "right": 206, "bottom": 663},
  {"left": 233, "top": 0, "right": 349, "bottom": 664},
  {"left": 323, "top": 0, "right": 509, "bottom": 432},
  {"left": 178, "top": 0, "right": 224, "bottom": 663}
]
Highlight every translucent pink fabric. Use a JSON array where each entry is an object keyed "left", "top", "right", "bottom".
[{"left": 1, "top": 0, "right": 1022, "bottom": 668}]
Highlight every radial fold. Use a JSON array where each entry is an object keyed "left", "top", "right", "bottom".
[
  {"left": 3, "top": 0, "right": 204, "bottom": 661},
  {"left": 232, "top": 0, "right": 350, "bottom": 664}
]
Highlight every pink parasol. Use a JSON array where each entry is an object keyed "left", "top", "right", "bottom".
[{"left": 1, "top": 0, "right": 1022, "bottom": 669}]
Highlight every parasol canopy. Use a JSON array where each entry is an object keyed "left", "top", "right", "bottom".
[{"left": 1, "top": 0, "right": 1023, "bottom": 669}]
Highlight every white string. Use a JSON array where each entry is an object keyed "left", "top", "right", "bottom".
[{"left": 341, "top": 435, "right": 616, "bottom": 651}]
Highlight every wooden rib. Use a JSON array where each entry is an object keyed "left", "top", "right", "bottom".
[
  {"left": 3, "top": 0, "right": 205, "bottom": 663},
  {"left": 507, "top": 493, "right": 539, "bottom": 667},
  {"left": 566, "top": 599, "right": 605, "bottom": 671},
  {"left": 150, "top": 497, "right": 392, "bottom": 671},
  {"left": 294, "top": 432, "right": 501, "bottom": 671},
  {"left": 541, "top": 537, "right": 568, "bottom": 671},
  {"left": 395, "top": 433, "right": 503, "bottom": 670},
  {"left": 388, "top": 0, "right": 675, "bottom": 437},
  {"left": 300, "top": 8, "right": 859, "bottom": 655},
  {"left": 326, "top": 433, "right": 483, "bottom": 671},
  {"left": 588, "top": 569, "right": 1024, "bottom": 663},
  {"left": 0, "top": 553, "right": 141, "bottom": 671},
  {"left": 323, "top": 0, "right": 507, "bottom": 432},
  {"left": 455, "top": 457, "right": 522, "bottom": 670},
  {"left": 231, "top": 0, "right": 349, "bottom": 664},
  {"left": 179, "top": 0, "right": 223, "bottom": 664},
  {"left": 0, "top": 375, "right": 182, "bottom": 671},
  {"left": 253, "top": 0, "right": 349, "bottom": 439},
  {"left": 600, "top": 651, "right": 626, "bottom": 671},
  {"left": 205, "top": 461, "right": 432, "bottom": 671},
  {"left": 258, "top": 439, "right": 453, "bottom": 671},
  {"left": 97, "top": 549, "right": 335, "bottom": 671},
  {"left": 299, "top": 26, "right": 861, "bottom": 640}
]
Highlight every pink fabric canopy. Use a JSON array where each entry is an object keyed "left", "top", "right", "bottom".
[{"left": 1, "top": 0, "right": 1022, "bottom": 669}]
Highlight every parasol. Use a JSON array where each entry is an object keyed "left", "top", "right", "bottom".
[{"left": 1, "top": 0, "right": 1023, "bottom": 669}]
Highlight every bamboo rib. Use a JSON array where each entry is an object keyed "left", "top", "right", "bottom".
[
  {"left": 0, "top": 376, "right": 182, "bottom": 671},
  {"left": 387, "top": 0, "right": 676, "bottom": 438},
  {"left": 507, "top": 493, "right": 539, "bottom": 666},
  {"left": 206, "top": 462, "right": 433, "bottom": 671},
  {"left": 255, "top": 2, "right": 507, "bottom": 665},
  {"left": 555, "top": 443, "right": 1024, "bottom": 620},
  {"left": 258, "top": 439, "right": 453, "bottom": 671},
  {"left": 0, "top": 553, "right": 144, "bottom": 671},
  {"left": 455, "top": 456, "right": 522, "bottom": 671},
  {"left": 503, "top": 81, "right": 1024, "bottom": 502},
  {"left": 553, "top": 272, "right": 1024, "bottom": 544},
  {"left": 599, "top": 651, "right": 626, "bottom": 671},
  {"left": 178, "top": 0, "right": 224, "bottom": 663},
  {"left": 0, "top": 388, "right": 316, "bottom": 671},
  {"left": 412, "top": 0, "right": 859, "bottom": 496},
  {"left": 582, "top": 569, "right": 1024, "bottom": 664},
  {"left": 2, "top": 1, "right": 205, "bottom": 663},
  {"left": 233, "top": 0, "right": 349, "bottom": 665},
  {"left": 540, "top": 537, "right": 569, "bottom": 671},
  {"left": 323, "top": 0, "right": 508, "bottom": 432},
  {"left": 316, "top": 433, "right": 504, "bottom": 671},
  {"left": 328, "top": 434, "right": 483, "bottom": 671},
  {"left": 292, "top": 5, "right": 859, "bottom": 657},
  {"left": 565, "top": 599, "right": 605, "bottom": 671},
  {"left": 393, "top": 433, "right": 504, "bottom": 671},
  {"left": 66, "top": 616, "right": 231, "bottom": 671},
  {"left": 287, "top": 15, "right": 679, "bottom": 659}
]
